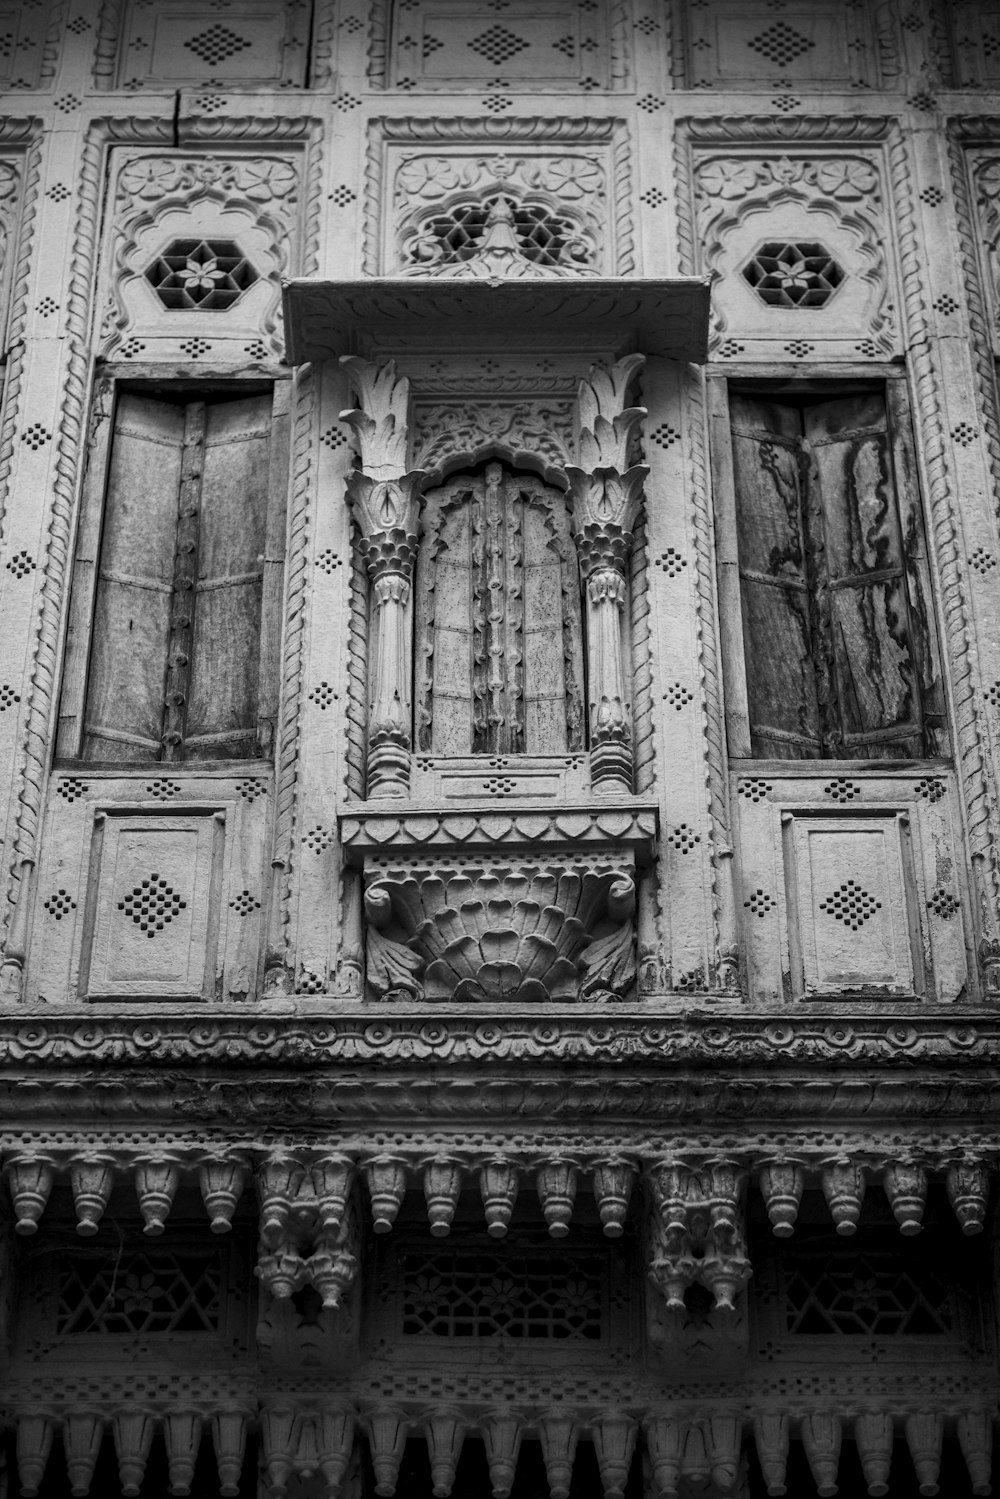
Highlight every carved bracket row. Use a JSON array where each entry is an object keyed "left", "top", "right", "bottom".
[{"left": 6, "top": 1401, "right": 995, "bottom": 1499}]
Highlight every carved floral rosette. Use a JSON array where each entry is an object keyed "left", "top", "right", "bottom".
[{"left": 362, "top": 857, "right": 637, "bottom": 1004}]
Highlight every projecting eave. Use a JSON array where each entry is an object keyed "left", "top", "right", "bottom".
[{"left": 281, "top": 277, "right": 711, "bottom": 364}]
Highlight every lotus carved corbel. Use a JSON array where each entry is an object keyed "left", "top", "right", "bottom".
[{"left": 363, "top": 861, "right": 637, "bottom": 1003}]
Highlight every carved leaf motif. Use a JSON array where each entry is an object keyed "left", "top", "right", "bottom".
[
  {"left": 579, "top": 920, "right": 636, "bottom": 998},
  {"left": 365, "top": 925, "right": 425, "bottom": 1000}
]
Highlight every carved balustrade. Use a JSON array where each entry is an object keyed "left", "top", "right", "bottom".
[{"left": 8, "top": 1399, "right": 995, "bottom": 1499}]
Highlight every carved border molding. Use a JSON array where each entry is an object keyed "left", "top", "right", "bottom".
[
  {"left": 363, "top": 116, "right": 634, "bottom": 278},
  {"left": 0, "top": 1013, "right": 995, "bottom": 1076},
  {"left": 340, "top": 805, "right": 658, "bottom": 857}
]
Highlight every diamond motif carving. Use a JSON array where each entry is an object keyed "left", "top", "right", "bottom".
[
  {"left": 117, "top": 875, "right": 187, "bottom": 938},
  {"left": 818, "top": 880, "right": 882, "bottom": 931},
  {"left": 747, "top": 21, "right": 815, "bottom": 66},
  {"left": 467, "top": 24, "right": 529, "bottom": 65}
]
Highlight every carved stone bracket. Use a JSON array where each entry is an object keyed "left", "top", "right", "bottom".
[
  {"left": 566, "top": 354, "right": 649, "bottom": 796},
  {"left": 340, "top": 357, "right": 425, "bottom": 799},
  {"left": 362, "top": 856, "right": 638, "bottom": 1003},
  {"left": 646, "top": 1161, "right": 752, "bottom": 1317}
]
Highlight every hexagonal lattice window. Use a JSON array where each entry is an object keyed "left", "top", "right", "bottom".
[
  {"left": 741, "top": 241, "right": 845, "bottom": 309},
  {"left": 145, "top": 238, "right": 259, "bottom": 311}
]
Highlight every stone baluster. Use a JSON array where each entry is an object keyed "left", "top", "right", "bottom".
[
  {"left": 261, "top": 1404, "right": 296, "bottom": 1496},
  {"left": 883, "top": 1160, "right": 927, "bottom": 1236},
  {"left": 5, "top": 1153, "right": 55, "bottom": 1235},
  {"left": 821, "top": 1157, "right": 866, "bottom": 1236},
  {"left": 199, "top": 1156, "right": 247, "bottom": 1234},
  {"left": 483, "top": 1412, "right": 522, "bottom": 1499},
  {"left": 536, "top": 1159, "right": 577, "bottom": 1238},
  {"left": 591, "top": 1159, "right": 636, "bottom": 1239},
  {"left": 164, "top": 1411, "right": 202, "bottom": 1498},
  {"left": 645, "top": 1414, "right": 684, "bottom": 1499},
  {"left": 426, "top": 1409, "right": 466, "bottom": 1499},
  {"left": 706, "top": 1416, "right": 742, "bottom": 1492},
  {"left": 364, "top": 1154, "right": 408, "bottom": 1234},
  {"left": 592, "top": 1414, "right": 637, "bottom": 1499},
  {"left": 904, "top": 1411, "right": 943, "bottom": 1497},
  {"left": 753, "top": 1413, "right": 789, "bottom": 1498},
  {"left": 800, "top": 1413, "right": 841, "bottom": 1499},
  {"left": 539, "top": 1413, "right": 579, "bottom": 1499},
  {"left": 70, "top": 1154, "right": 116, "bottom": 1237},
  {"left": 566, "top": 354, "right": 648, "bottom": 796},
  {"left": 368, "top": 1406, "right": 410, "bottom": 1498},
  {"left": 423, "top": 1156, "right": 462, "bottom": 1238},
  {"left": 480, "top": 1157, "right": 519, "bottom": 1239},
  {"left": 855, "top": 1412, "right": 893, "bottom": 1498},
  {"left": 317, "top": 1406, "right": 356, "bottom": 1494},
  {"left": 113, "top": 1409, "right": 154, "bottom": 1498},
  {"left": 341, "top": 357, "right": 424, "bottom": 800},
  {"left": 133, "top": 1153, "right": 181, "bottom": 1236},
  {"left": 16, "top": 1414, "right": 53, "bottom": 1498},
  {"left": 958, "top": 1411, "right": 994, "bottom": 1496},
  {"left": 946, "top": 1160, "right": 990, "bottom": 1236},
  {"left": 64, "top": 1413, "right": 103, "bottom": 1498},
  {"left": 311, "top": 1153, "right": 356, "bottom": 1238},
  {"left": 758, "top": 1160, "right": 805, "bottom": 1237}
]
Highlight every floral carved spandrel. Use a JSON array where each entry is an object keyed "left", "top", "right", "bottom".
[{"left": 363, "top": 861, "right": 637, "bottom": 1003}]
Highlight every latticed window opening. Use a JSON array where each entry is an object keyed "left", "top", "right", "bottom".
[
  {"left": 145, "top": 238, "right": 259, "bottom": 311},
  {"left": 778, "top": 1231, "right": 953, "bottom": 1335},
  {"left": 741, "top": 241, "right": 845, "bottom": 308},
  {"left": 425, "top": 196, "right": 575, "bottom": 268},
  {"left": 55, "top": 1241, "right": 224, "bottom": 1335},
  {"left": 401, "top": 1245, "right": 606, "bottom": 1339}
]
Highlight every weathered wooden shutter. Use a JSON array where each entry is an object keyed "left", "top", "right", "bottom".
[
  {"left": 76, "top": 387, "right": 281, "bottom": 764},
  {"left": 415, "top": 463, "right": 585, "bottom": 756},
  {"left": 185, "top": 392, "right": 273, "bottom": 759},
  {"left": 730, "top": 394, "right": 822, "bottom": 759},
  {"left": 82, "top": 394, "right": 185, "bottom": 761},
  {"left": 805, "top": 392, "right": 925, "bottom": 759}
]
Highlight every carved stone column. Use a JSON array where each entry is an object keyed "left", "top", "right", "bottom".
[
  {"left": 340, "top": 357, "right": 425, "bottom": 799},
  {"left": 566, "top": 355, "right": 648, "bottom": 797}
]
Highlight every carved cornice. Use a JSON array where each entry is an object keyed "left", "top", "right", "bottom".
[
  {"left": 374, "top": 117, "right": 619, "bottom": 143},
  {"left": 339, "top": 805, "right": 658, "bottom": 860},
  {"left": 281, "top": 280, "right": 710, "bottom": 364},
  {"left": 0, "top": 1012, "right": 995, "bottom": 1081},
  {"left": 678, "top": 116, "right": 892, "bottom": 146}
]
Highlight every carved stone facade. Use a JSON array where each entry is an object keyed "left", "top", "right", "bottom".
[{"left": 1, "top": 4, "right": 1000, "bottom": 1498}]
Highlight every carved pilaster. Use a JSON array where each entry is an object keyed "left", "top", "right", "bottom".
[
  {"left": 566, "top": 355, "right": 648, "bottom": 796},
  {"left": 340, "top": 357, "right": 425, "bottom": 799}
]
